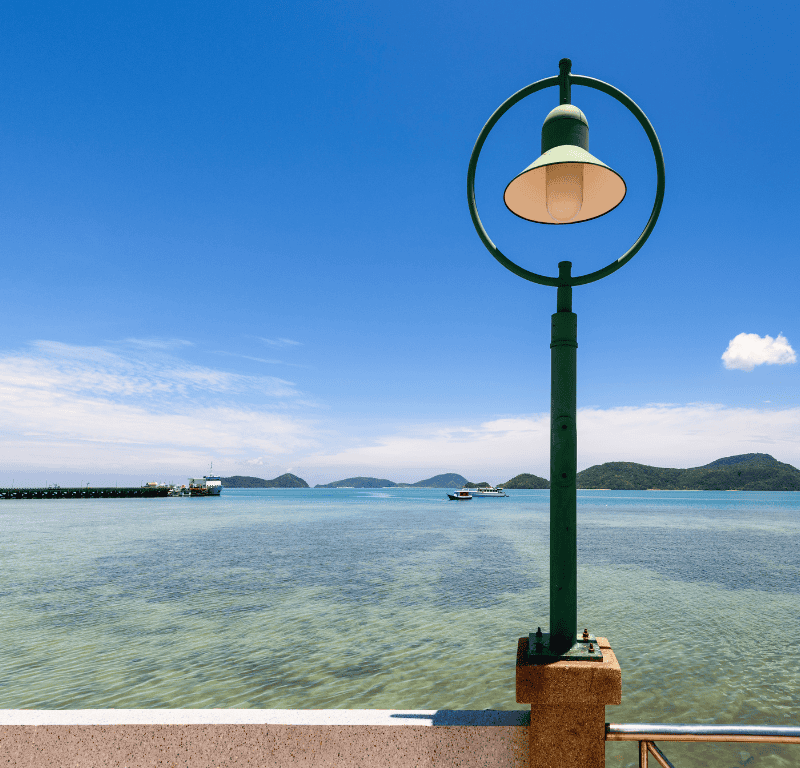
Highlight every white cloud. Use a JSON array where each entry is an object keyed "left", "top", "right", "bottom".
[
  {"left": 3, "top": 340, "right": 800, "bottom": 486},
  {"left": 299, "top": 404, "right": 800, "bottom": 484},
  {"left": 575, "top": 403, "right": 800, "bottom": 469},
  {"left": 0, "top": 342, "right": 319, "bottom": 480},
  {"left": 722, "top": 333, "right": 796, "bottom": 371}
]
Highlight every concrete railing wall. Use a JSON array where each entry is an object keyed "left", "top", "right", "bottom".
[{"left": 0, "top": 709, "right": 530, "bottom": 767}]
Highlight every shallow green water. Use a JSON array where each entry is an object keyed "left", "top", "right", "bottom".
[{"left": 1, "top": 488, "right": 798, "bottom": 767}]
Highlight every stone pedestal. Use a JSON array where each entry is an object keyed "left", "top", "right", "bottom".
[{"left": 516, "top": 635, "right": 621, "bottom": 768}]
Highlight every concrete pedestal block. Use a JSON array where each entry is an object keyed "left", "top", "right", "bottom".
[{"left": 516, "top": 635, "right": 621, "bottom": 768}]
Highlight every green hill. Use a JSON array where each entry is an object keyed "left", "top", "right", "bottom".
[
  {"left": 263, "top": 473, "right": 309, "bottom": 488},
  {"left": 411, "top": 473, "right": 470, "bottom": 488},
  {"left": 576, "top": 454, "right": 800, "bottom": 491},
  {"left": 500, "top": 473, "right": 551, "bottom": 489},
  {"left": 222, "top": 473, "right": 309, "bottom": 488},
  {"left": 702, "top": 453, "right": 776, "bottom": 468},
  {"left": 315, "top": 477, "right": 398, "bottom": 488},
  {"left": 221, "top": 475, "right": 269, "bottom": 488}
]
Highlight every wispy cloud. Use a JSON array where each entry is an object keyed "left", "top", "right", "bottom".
[
  {"left": 722, "top": 333, "right": 796, "bottom": 371},
  {"left": 0, "top": 341, "right": 318, "bottom": 478},
  {"left": 213, "top": 351, "right": 285, "bottom": 365},
  {"left": 12, "top": 341, "right": 298, "bottom": 402},
  {"left": 213, "top": 350, "right": 309, "bottom": 368},
  {"left": 253, "top": 337, "right": 302, "bottom": 348},
  {"left": 123, "top": 338, "right": 194, "bottom": 350}
]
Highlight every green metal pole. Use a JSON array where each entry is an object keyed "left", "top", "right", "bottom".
[{"left": 550, "top": 260, "right": 577, "bottom": 653}]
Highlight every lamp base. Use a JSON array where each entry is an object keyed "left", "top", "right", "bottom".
[
  {"left": 516, "top": 634, "right": 621, "bottom": 767},
  {"left": 527, "top": 630, "right": 604, "bottom": 662}
]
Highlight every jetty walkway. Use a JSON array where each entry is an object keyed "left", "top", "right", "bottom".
[{"left": 0, "top": 486, "right": 170, "bottom": 499}]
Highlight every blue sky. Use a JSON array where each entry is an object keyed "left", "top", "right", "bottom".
[{"left": 1, "top": 0, "right": 798, "bottom": 486}]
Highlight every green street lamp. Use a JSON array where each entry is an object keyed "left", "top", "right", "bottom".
[{"left": 467, "top": 58, "right": 665, "bottom": 661}]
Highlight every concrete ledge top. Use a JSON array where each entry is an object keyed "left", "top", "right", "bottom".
[{"left": 0, "top": 709, "right": 531, "bottom": 727}]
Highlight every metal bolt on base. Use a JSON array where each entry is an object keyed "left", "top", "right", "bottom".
[{"left": 528, "top": 625, "right": 604, "bottom": 663}]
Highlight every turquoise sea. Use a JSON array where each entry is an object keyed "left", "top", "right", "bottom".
[{"left": 1, "top": 488, "right": 799, "bottom": 767}]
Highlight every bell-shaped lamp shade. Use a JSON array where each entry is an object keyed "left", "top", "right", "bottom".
[{"left": 504, "top": 105, "right": 627, "bottom": 224}]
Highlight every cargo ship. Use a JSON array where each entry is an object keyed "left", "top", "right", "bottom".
[{"left": 188, "top": 466, "right": 222, "bottom": 497}]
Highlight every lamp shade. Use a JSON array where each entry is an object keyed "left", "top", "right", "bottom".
[{"left": 504, "top": 104, "right": 626, "bottom": 224}]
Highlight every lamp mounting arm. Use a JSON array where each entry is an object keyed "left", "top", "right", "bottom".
[
  {"left": 558, "top": 58, "right": 572, "bottom": 105},
  {"left": 557, "top": 262, "right": 572, "bottom": 312}
]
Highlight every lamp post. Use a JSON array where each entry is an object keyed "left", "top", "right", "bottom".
[{"left": 467, "top": 58, "right": 665, "bottom": 661}]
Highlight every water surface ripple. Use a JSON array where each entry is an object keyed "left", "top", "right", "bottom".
[{"left": 1, "top": 489, "right": 798, "bottom": 767}]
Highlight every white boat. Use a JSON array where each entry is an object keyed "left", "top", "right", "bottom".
[
  {"left": 447, "top": 489, "right": 473, "bottom": 500},
  {"left": 471, "top": 485, "right": 508, "bottom": 497}
]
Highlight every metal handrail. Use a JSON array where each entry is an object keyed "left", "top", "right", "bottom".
[{"left": 606, "top": 723, "right": 800, "bottom": 768}]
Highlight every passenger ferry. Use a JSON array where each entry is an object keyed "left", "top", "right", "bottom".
[{"left": 470, "top": 485, "right": 508, "bottom": 497}]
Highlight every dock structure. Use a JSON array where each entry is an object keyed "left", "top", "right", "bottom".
[{"left": 0, "top": 486, "right": 171, "bottom": 499}]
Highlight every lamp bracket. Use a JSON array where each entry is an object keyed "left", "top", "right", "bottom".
[{"left": 558, "top": 58, "right": 572, "bottom": 104}]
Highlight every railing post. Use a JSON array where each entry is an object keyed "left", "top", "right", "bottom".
[
  {"left": 639, "top": 741, "right": 648, "bottom": 768},
  {"left": 646, "top": 742, "right": 677, "bottom": 768}
]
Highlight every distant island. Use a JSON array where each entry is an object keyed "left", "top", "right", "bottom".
[
  {"left": 314, "top": 476, "right": 399, "bottom": 489},
  {"left": 575, "top": 453, "right": 800, "bottom": 491},
  {"left": 221, "top": 454, "right": 800, "bottom": 491},
  {"left": 221, "top": 473, "right": 309, "bottom": 488},
  {"left": 406, "top": 473, "right": 471, "bottom": 488},
  {"left": 315, "top": 473, "right": 471, "bottom": 489},
  {"left": 500, "top": 473, "right": 551, "bottom": 489}
]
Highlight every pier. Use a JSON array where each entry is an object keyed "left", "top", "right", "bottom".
[{"left": 0, "top": 486, "right": 170, "bottom": 499}]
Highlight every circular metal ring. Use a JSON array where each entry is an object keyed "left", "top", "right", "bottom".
[{"left": 467, "top": 73, "right": 666, "bottom": 287}]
